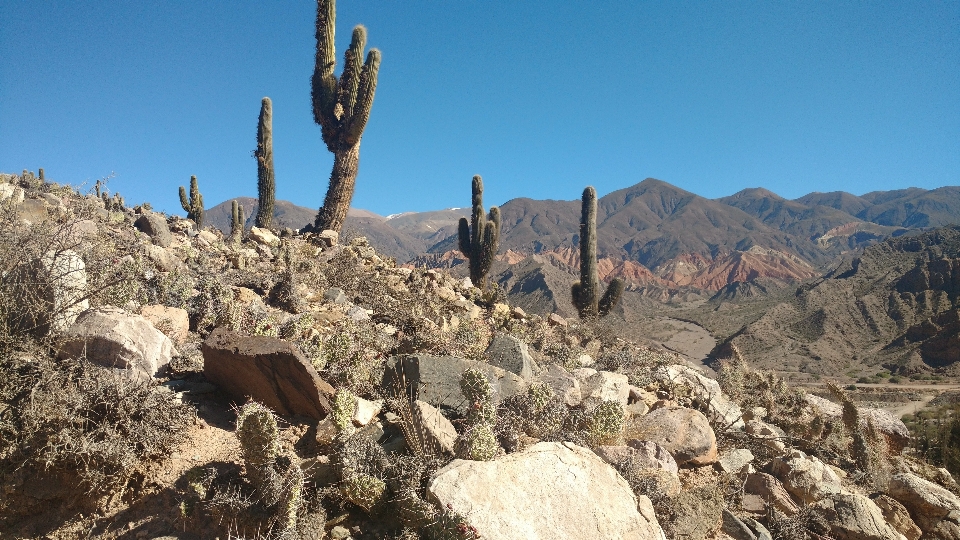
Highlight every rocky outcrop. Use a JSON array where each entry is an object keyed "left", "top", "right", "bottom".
[
  {"left": 810, "top": 492, "right": 902, "bottom": 540},
  {"left": 628, "top": 406, "right": 718, "bottom": 466},
  {"left": 428, "top": 441, "right": 666, "bottom": 540},
  {"left": 653, "top": 364, "right": 744, "bottom": 429},
  {"left": 133, "top": 212, "right": 172, "bottom": 247},
  {"left": 769, "top": 450, "right": 842, "bottom": 504},
  {"left": 888, "top": 472, "right": 960, "bottom": 533},
  {"left": 871, "top": 494, "right": 921, "bottom": 540},
  {"left": 202, "top": 327, "right": 335, "bottom": 419},
  {"left": 579, "top": 370, "right": 630, "bottom": 411},
  {"left": 59, "top": 307, "right": 176, "bottom": 379},
  {"left": 805, "top": 394, "right": 910, "bottom": 453}
]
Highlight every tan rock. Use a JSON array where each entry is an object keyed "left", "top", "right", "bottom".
[
  {"left": 871, "top": 494, "right": 921, "bottom": 540},
  {"left": 428, "top": 442, "right": 666, "bottom": 540},
  {"left": 412, "top": 400, "right": 457, "bottom": 455},
  {"left": 888, "top": 472, "right": 960, "bottom": 532},
  {"left": 249, "top": 226, "right": 280, "bottom": 247},
  {"left": 743, "top": 472, "right": 799, "bottom": 516},
  {"left": 811, "top": 492, "right": 902, "bottom": 540},
  {"left": 140, "top": 304, "right": 190, "bottom": 342},
  {"left": 770, "top": 450, "right": 841, "bottom": 504},
  {"left": 627, "top": 406, "right": 718, "bottom": 466}
]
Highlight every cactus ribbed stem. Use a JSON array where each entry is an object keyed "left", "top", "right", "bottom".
[
  {"left": 179, "top": 175, "right": 204, "bottom": 229},
  {"left": 231, "top": 200, "right": 244, "bottom": 243},
  {"left": 311, "top": 0, "right": 381, "bottom": 233},
  {"left": 457, "top": 175, "right": 500, "bottom": 289},
  {"left": 255, "top": 97, "right": 275, "bottom": 229},
  {"left": 572, "top": 186, "right": 623, "bottom": 318}
]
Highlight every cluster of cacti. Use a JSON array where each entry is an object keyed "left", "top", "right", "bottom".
[
  {"left": 234, "top": 402, "right": 304, "bottom": 538},
  {"left": 311, "top": 0, "right": 381, "bottom": 233},
  {"left": 571, "top": 186, "right": 624, "bottom": 318},
  {"left": 179, "top": 175, "right": 204, "bottom": 229},
  {"left": 585, "top": 400, "right": 625, "bottom": 446},
  {"left": 458, "top": 175, "right": 501, "bottom": 289},
  {"left": 230, "top": 200, "right": 245, "bottom": 244},
  {"left": 101, "top": 191, "right": 125, "bottom": 212},
  {"left": 454, "top": 368, "right": 499, "bottom": 461},
  {"left": 254, "top": 96, "right": 275, "bottom": 229}
]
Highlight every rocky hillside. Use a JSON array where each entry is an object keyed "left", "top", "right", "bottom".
[
  {"left": 720, "top": 226, "right": 960, "bottom": 379},
  {"left": 6, "top": 169, "right": 960, "bottom": 540},
  {"left": 208, "top": 179, "right": 960, "bottom": 297}
]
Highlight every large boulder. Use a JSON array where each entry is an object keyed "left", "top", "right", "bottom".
[
  {"left": 653, "top": 364, "right": 744, "bottom": 429},
  {"left": 805, "top": 394, "right": 910, "bottom": 452},
  {"left": 10, "top": 249, "right": 90, "bottom": 335},
  {"left": 871, "top": 494, "right": 921, "bottom": 540},
  {"left": 627, "top": 406, "right": 718, "bottom": 466},
  {"left": 888, "top": 472, "right": 960, "bottom": 533},
  {"left": 810, "top": 492, "right": 902, "bottom": 540},
  {"left": 202, "top": 327, "right": 335, "bottom": 419},
  {"left": 134, "top": 212, "right": 172, "bottom": 247},
  {"left": 59, "top": 307, "right": 176, "bottom": 380},
  {"left": 769, "top": 450, "right": 841, "bottom": 504},
  {"left": 383, "top": 355, "right": 526, "bottom": 413},
  {"left": 428, "top": 441, "right": 666, "bottom": 540},
  {"left": 484, "top": 333, "right": 536, "bottom": 380},
  {"left": 0, "top": 183, "right": 25, "bottom": 205}
]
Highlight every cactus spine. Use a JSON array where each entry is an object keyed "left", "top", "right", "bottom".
[
  {"left": 311, "top": 0, "right": 381, "bottom": 233},
  {"left": 457, "top": 175, "right": 501, "bottom": 289},
  {"left": 230, "top": 200, "right": 245, "bottom": 243},
  {"left": 179, "top": 175, "right": 204, "bottom": 229},
  {"left": 571, "top": 186, "right": 624, "bottom": 318},
  {"left": 255, "top": 97, "right": 275, "bottom": 229}
]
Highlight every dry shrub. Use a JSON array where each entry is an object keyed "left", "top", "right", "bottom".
[
  {"left": 0, "top": 353, "right": 194, "bottom": 497},
  {"left": 716, "top": 348, "right": 808, "bottom": 435}
]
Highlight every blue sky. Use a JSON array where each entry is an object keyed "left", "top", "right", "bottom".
[{"left": 2, "top": 1, "right": 958, "bottom": 216}]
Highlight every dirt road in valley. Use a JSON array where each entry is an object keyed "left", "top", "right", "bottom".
[
  {"left": 805, "top": 382, "right": 960, "bottom": 417},
  {"left": 657, "top": 317, "right": 717, "bottom": 368}
]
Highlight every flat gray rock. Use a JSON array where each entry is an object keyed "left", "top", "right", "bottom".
[
  {"left": 383, "top": 355, "right": 526, "bottom": 413},
  {"left": 484, "top": 333, "right": 535, "bottom": 380}
]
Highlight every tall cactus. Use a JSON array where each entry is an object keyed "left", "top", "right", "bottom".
[
  {"left": 571, "top": 186, "right": 624, "bottom": 318},
  {"left": 179, "top": 175, "right": 204, "bottom": 229},
  {"left": 311, "top": 0, "right": 381, "bottom": 233},
  {"left": 231, "top": 200, "right": 245, "bottom": 243},
  {"left": 254, "top": 97, "right": 275, "bottom": 229},
  {"left": 457, "top": 175, "right": 501, "bottom": 289}
]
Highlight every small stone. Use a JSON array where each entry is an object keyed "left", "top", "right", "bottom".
[
  {"left": 249, "top": 226, "right": 280, "bottom": 246},
  {"left": 352, "top": 397, "right": 383, "bottom": 426},
  {"left": 547, "top": 313, "right": 567, "bottom": 327},
  {"left": 484, "top": 333, "right": 536, "bottom": 380},
  {"left": 718, "top": 449, "right": 754, "bottom": 474},
  {"left": 317, "top": 229, "right": 338, "bottom": 247},
  {"left": 413, "top": 400, "right": 458, "bottom": 455},
  {"left": 329, "top": 525, "right": 351, "bottom": 540},
  {"left": 324, "top": 287, "right": 348, "bottom": 305},
  {"left": 347, "top": 305, "right": 369, "bottom": 321},
  {"left": 315, "top": 417, "right": 338, "bottom": 445},
  {"left": 535, "top": 364, "right": 582, "bottom": 406},
  {"left": 511, "top": 306, "right": 526, "bottom": 319},
  {"left": 579, "top": 370, "right": 630, "bottom": 411}
]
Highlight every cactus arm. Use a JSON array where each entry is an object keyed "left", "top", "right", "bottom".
[
  {"left": 179, "top": 186, "right": 189, "bottom": 212},
  {"left": 598, "top": 278, "right": 624, "bottom": 317},
  {"left": 312, "top": 0, "right": 338, "bottom": 134},
  {"left": 573, "top": 186, "right": 601, "bottom": 317},
  {"left": 488, "top": 206, "right": 501, "bottom": 236},
  {"left": 343, "top": 49, "right": 381, "bottom": 146},
  {"left": 478, "top": 220, "right": 498, "bottom": 286},
  {"left": 458, "top": 217, "right": 471, "bottom": 255},
  {"left": 337, "top": 26, "right": 366, "bottom": 121}
]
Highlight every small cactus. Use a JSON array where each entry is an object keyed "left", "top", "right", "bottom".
[
  {"left": 255, "top": 97, "right": 275, "bottom": 229},
  {"left": 586, "top": 400, "right": 624, "bottom": 446},
  {"left": 571, "top": 186, "right": 623, "bottom": 318},
  {"left": 231, "top": 200, "right": 245, "bottom": 244},
  {"left": 455, "top": 368, "right": 498, "bottom": 461},
  {"left": 235, "top": 401, "right": 281, "bottom": 502},
  {"left": 342, "top": 472, "right": 386, "bottom": 512},
  {"left": 179, "top": 175, "right": 204, "bottom": 228},
  {"left": 457, "top": 175, "right": 500, "bottom": 289},
  {"left": 331, "top": 388, "right": 358, "bottom": 437},
  {"left": 275, "top": 463, "right": 304, "bottom": 538}
]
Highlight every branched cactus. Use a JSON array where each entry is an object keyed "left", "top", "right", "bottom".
[
  {"left": 455, "top": 368, "right": 498, "bottom": 461},
  {"left": 571, "top": 186, "right": 624, "bottom": 318},
  {"left": 235, "top": 401, "right": 281, "bottom": 503},
  {"left": 457, "top": 175, "right": 501, "bottom": 289},
  {"left": 311, "top": 0, "right": 381, "bottom": 233},
  {"left": 231, "top": 200, "right": 245, "bottom": 244},
  {"left": 255, "top": 97, "right": 275, "bottom": 229},
  {"left": 179, "top": 175, "right": 204, "bottom": 229}
]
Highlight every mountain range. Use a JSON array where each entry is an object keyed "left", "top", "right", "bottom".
[{"left": 208, "top": 179, "right": 960, "bottom": 294}]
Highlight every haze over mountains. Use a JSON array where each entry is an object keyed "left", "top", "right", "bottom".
[{"left": 209, "top": 178, "right": 960, "bottom": 294}]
